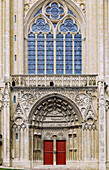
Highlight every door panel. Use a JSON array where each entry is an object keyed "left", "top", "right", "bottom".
[
  {"left": 56, "top": 140, "right": 66, "bottom": 165},
  {"left": 44, "top": 141, "right": 53, "bottom": 165}
]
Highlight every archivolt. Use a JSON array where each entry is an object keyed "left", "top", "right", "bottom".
[{"left": 29, "top": 93, "right": 83, "bottom": 126}]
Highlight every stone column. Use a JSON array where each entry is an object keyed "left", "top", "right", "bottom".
[
  {"left": 91, "top": 128, "right": 95, "bottom": 160},
  {"left": 107, "top": 109, "right": 109, "bottom": 161},
  {"left": 20, "top": 128, "right": 23, "bottom": 160},
  {"left": 83, "top": 128, "right": 87, "bottom": 160},
  {"left": 86, "top": 0, "right": 97, "bottom": 74},
  {"left": 79, "top": 127, "right": 82, "bottom": 160},
  {"left": 0, "top": 0, "right": 2, "bottom": 79},
  {"left": 17, "top": 0, "right": 24, "bottom": 74},
  {"left": 98, "top": 82, "right": 106, "bottom": 170},
  {"left": 106, "top": 101, "right": 109, "bottom": 164},
  {"left": 97, "top": 0, "right": 106, "bottom": 168},
  {"left": 97, "top": 0, "right": 104, "bottom": 80},
  {"left": 4, "top": 0, "right": 10, "bottom": 82},
  {"left": 104, "top": 0, "right": 109, "bottom": 84},
  {"left": 26, "top": 124, "right": 30, "bottom": 161},
  {"left": 3, "top": 84, "right": 10, "bottom": 166},
  {"left": 69, "top": 133, "right": 72, "bottom": 160},
  {"left": 0, "top": 1, "right": 4, "bottom": 82},
  {"left": 12, "top": 0, "right": 17, "bottom": 74},
  {"left": 53, "top": 137, "right": 56, "bottom": 165}
]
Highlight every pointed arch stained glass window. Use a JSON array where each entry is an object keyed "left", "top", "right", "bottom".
[{"left": 28, "top": 1, "right": 82, "bottom": 75}]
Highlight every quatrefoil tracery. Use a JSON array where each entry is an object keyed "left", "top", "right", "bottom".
[{"left": 45, "top": 2, "right": 65, "bottom": 21}]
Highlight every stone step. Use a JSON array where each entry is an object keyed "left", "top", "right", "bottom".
[{"left": 31, "top": 166, "right": 81, "bottom": 170}]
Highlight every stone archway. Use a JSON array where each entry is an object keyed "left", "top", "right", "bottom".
[{"left": 29, "top": 93, "right": 83, "bottom": 166}]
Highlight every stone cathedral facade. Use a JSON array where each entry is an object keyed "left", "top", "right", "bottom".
[{"left": 0, "top": 0, "right": 109, "bottom": 170}]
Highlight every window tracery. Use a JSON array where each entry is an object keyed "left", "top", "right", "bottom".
[
  {"left": 31, "top": 18, "right": 50, "bottom": 33},
  {"left": 60, "top": 19, "right": 78, "bottom": 33},
  {"left": 27, "top": 1, "right": 82, "bottom": 75},
  {"left": 45, "top": 2, "right": 64, "bottom": 20}
]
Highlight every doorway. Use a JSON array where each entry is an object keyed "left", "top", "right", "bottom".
[
  {"left": 44, "top": 140, "right": 53, "bottom": 165},
  {"left": 44, "top": 140, "right": 66, "bottom": 165},
  {"left": 56, "top": 140, "right": 66, "bottom": 165}
]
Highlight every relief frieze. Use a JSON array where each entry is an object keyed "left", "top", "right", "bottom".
[{"left": 11, "top": 88, "right": 97, "bottom": 125}]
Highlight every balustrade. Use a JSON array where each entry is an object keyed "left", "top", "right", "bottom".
[{"left": 10, "top": 75, "right": 98, "bottom": 87}]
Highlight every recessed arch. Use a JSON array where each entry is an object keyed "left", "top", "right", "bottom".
[{"left": 29, "top": 93, "right": 83, "bottom": 126}]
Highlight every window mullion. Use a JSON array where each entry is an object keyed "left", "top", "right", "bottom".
[
  {"left": 73, "top": 34, "right": 74, "bottom": 75},
  {"left": 54, "top": 36, "right": 56, "bottom": 74},
  {"left": 82, "top": 36, "right": 83, "bottom": 74},
  {"left": 35, "top": 34, "right": 37, "bottom": 75},
  {"left": 26, "top": 38, "right": 28, "bottom": 74},
  {"left": 45, "top": 34, "right": 46, "bottom": 74},
  {"left": 64, "top": 34, "right": 65, "bottom": 74}
]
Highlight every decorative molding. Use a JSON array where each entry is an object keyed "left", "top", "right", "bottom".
[
  {"left": 12, "top": 117, "right": 27, "bottom": 129},
  {"left": 3, "top": 83, "right": 10, "bottom": 106},
  {"left": 83, "top": 123, "right": 96, "bottom": 130},
  {"left": 43, "top": 130, "right": 68, "bottom": 140},
  {"left": 11, "top": 89, "right": 97, "bottom": 126}
]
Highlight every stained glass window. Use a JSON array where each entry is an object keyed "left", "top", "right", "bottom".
[
  {"left": 65, "top": 33, "right": 73, "bottom": 74},
  {"left": 28, "top": 33, "right": 36, "bottom": 74},
  {"left": 28, "top": 1, "right": 83, "bottom": 75},
  {"left": 46, "top": 2, "right": 64, "bottom": 20},
  {"left": 37, "top": 33, "right": 45, "bottom": 74},
  {"left": 60, "top": 19, "right": 78, "bottom": 33},
  {"left": 74, "top": 33, "right": 82, "bottom": 74},
  {"left": 32, "top": 18, "right": 50, "bottom": 33},
  {"left": 56, "top": 33, "right": 64, "bottom": 74},
  {"left": 46, "top": 33, "right": 54, "bottom": 74}
]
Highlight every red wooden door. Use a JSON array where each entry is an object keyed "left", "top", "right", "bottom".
[
  {"left": 44, "top": 141, "right": 53, "bottom": 165},
  {"left": 56, "top": 140, "right": 66, "bottom": 165}
]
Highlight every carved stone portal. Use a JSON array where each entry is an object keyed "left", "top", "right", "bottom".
[
  {"left": 27, "top": 94, "right": 83, "bottom": 164},
  {"left": 11, "top": 91, "right": 98, "bottom": 167}
]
